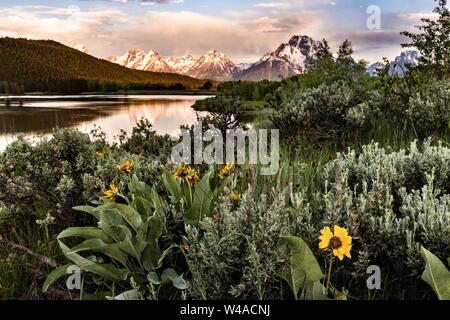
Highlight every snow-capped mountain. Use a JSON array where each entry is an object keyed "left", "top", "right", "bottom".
[
  {"left": 388, "top": 50, "right": 420, "bottom": 76},
  {"left": 368, "top": 50, "right": 421, "bottom": 77},
  {"left": 165, "top": 55, "right": 196, "bottom": 74},
  {"left": 108, "top": 48, "right": 236, "bottom": 80},
  {"left": 237, "top": 35, "right": 317, "bottom": 81},
  {"left": 367, "top": 62, "right": 385, "bottom": 77},
  {"left": 108, "top": 49, "right": 174, "bottom": 73},
  {"left": 185, "top": 50, "right": 237, "bottom": 81},
  {"left": 67, "top": 40, "right": 89, "bottom": 54},
  {"left": 236, "top": 63, "right": 254, "bottom": 72}
]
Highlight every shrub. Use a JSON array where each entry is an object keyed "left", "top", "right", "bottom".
[
  {"left": 314, "top": 140, "right": 450, "bottom": 297},
  {"left": 406, "top": 81, "right": 450, "bottom": 135},
  {"left": 270, "top": 80, "right": 379, "bottom": 142}
]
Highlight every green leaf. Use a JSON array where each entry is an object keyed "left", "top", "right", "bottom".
[
  {"left": 151, "top": 189, "right": 165, "bottom": 216},
  {"left": 420, "top": 246, "right": 450, "bottom": 300},
  {"left": 73, "top": 205, "right": 100, "bottom": 220},
  {"left": 163, "top": 171, "right": 181, "bottom": 202},
  {"left": 42, "top": 263, "right": 73, "bottom": 292},
  {"left": 161, "top": 268, "right": 189, "bottom": 290},
  {"left": 304, "top": 281, "right": 329, "bottom": 300},
  {"left": 58, "top": 227, "right": 113, "bottom": 243},
  {"left": 133, "top": 196, "right": 153, "bottom": 219},
  {"left": 58, "top": 240, "right": 129, "bottom": 282},
  {"left": 185, "top": 172, "right": 212, "bottom": 226},
  {"left": 114, "top": 204, "right": 143, "bottom": 232},
  {"left": 98, "top": 207, "right": 124, "bottom": 226},
  {"left": 147, "top": 272, "right": 161, "bottom": 285},
  {"left": 99, "top": 223, "right": 132, "bottom": 243},
  {"left": 278, "top": 236, "right": 324, "bottom": 300},
  {"left": 69, "top": 239, "right": 129, "bottom": 267}
]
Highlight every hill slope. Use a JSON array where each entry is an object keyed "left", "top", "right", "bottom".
[{"left": 0, "top": 37, "right": 206, "bottom": 93}]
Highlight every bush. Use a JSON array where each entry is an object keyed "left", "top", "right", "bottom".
[
  {"left": 270, "top": 80, "right": 379, "bottom": 142},
  {"left": 406, "top": 81, "right": 450, "bottom": 135},
  {"left": 315, "top": 140, "right": 450, "bottom": 297}
]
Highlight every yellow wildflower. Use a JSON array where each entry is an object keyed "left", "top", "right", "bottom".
[
  {"left": 117, "top": 160, "right": 133, "bottom": 173},
  {"left": 180, "top": 243, "right": 190, "bottom": 252},
  {"left": 230, "top": 192, "right": 241, "bottom": 202},
  {"left": 319, "top": 226, "right": 352, "bottom": 261},
  {"left": 217, "top": 164, "right": 234, "bottom": 180},
  {"left": 103, "top": 183, "right": 119, "bottom": 202},
  {"left": 173, "top": 165, "right": 200, "bottom": 185},
  {"left": 96, "top": 151, "right": 105, "bottom": 158}
]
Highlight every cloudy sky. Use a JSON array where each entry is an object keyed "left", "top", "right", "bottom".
[{"left": 0, "top": 0, "right": 438, "bottom": 63}]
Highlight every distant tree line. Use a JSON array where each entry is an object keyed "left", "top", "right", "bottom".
[{"left": 0, "top": 37, "right": 208, "bottom": 94}]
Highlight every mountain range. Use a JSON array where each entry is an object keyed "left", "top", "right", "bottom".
[
  {"left": 67, "top": 37, "right": 421, "bottom": 81},
  {"left": 74, "top": 35, "right": 318, "bottom": 81}
]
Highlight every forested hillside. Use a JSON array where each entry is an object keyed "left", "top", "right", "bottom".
[{"left": 0, "top": 38, "right": 207, "bottom": 93}]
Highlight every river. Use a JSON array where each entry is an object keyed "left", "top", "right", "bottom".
[{"left": 0, "top": 95, "right": 210, "bottom": 150}]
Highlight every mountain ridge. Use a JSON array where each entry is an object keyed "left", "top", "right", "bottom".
[{"left": 0, "top": 37, "right": 207, "bottom": 93}]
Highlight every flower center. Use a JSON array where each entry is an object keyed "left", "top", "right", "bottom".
[{"left": 329, "top": 236, "right": 342, "bottom": 249}]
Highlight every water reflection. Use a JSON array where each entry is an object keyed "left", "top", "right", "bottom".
[{"left": 0, "top": 95, "right": 209, "bottom": 150}]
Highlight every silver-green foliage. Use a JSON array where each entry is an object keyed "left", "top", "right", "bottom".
[
  {"left": 270, "top": 80, "right": 378, "bottom": 140},
  {"left": 185, "top": 187, "right": 292, "bottom": 299},
  {"left": 320, "top": 140, "right": 450, "bottom": 279}
]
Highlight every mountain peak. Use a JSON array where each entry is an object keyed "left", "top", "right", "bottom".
[
  {"left": 237, "top": 34, "right": 317, "bottom": 81},
  {"left": 185, "top": 49, "right": 237, "bottom": 81}
]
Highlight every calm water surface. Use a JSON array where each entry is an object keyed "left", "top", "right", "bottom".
[{"left": 0, "top": 95, "right": 210, "bottom": 150}]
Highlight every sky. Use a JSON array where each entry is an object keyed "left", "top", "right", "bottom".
[{"left": 0, "top": 0, "right": 439, "bottom": 64}]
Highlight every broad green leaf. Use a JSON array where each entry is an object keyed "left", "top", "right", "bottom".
[
  {"left": 133, "top": 196, "right": 153, "bottom": 219},
  {"left": 73, "top": 205, "right": 100, "bottom": 220},
  {"left": 420, "top": 246, "right": 450, "bottom": 300},
  {"left": 70, "top": 239, "right": 129, "bottom": 267},
  {"left": 163, "top": 171, "right": 181, "bottom": 202},
  {"left": 118, "top": 235, "right": 147, "bottom": 262},
  {"left": 114, "top": 204, "right": 143, "bottom": 232},
  {"left": 304, "top": 281, "right": 329, "bottom": 300},
  {"left": 185, "top": 172, "right": 212, "bottom": 225},
  {"left": 99, "top": 222, "right": 132, "bottom": 243},
  {"left": 161, "top": 268, "right": 189, "bottom": 290},
  {"left": 278, "top": 236, "right": 324, "bottom": 300},
  {"left": 142, "top": 241, "right": 161, "bottom": 272},
  {"left": 107, "top": 289, "right": 141, "bottom": 300},
  {"left": 58, "top": 240, "right": 129, "bottom": 282},
  {"left": 42, "top": 263, "right": 73, "bottom": 292},
  {"left": 147, "top": 272, "right": 161, "bottom": 285},
  {"left": 58, "top": 227, "right": 113, "bottom": 243},
  {"left": 99, "top": 208, "right": 124, "bottom": 226},
  {"left": 151, "top": 189, "right": 165, "bottom": 216}
]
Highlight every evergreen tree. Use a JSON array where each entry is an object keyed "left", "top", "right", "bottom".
[
  {"left": 337, "top": 39, "right": 354, "bottom": 61},
  {"left": 313, "top": 38, "right": 333, "bottom": 60}
]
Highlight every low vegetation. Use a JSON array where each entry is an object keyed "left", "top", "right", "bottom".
[{"left": 1, "top": 0, "right": 450, "bottom": 301}]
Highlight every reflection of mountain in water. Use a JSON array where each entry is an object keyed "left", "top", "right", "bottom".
[{"left": 0, "top": 96, "right": 207, "bottom": 148}]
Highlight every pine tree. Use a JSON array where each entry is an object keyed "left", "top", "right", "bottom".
[
  {"left": 314, "top": 39, "right": 332, "bottom": 60},
  {"left": 337, "top": 39, "right": 354, "bottom": 61}
]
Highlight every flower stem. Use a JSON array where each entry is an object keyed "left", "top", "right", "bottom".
[{"left": 326, "top": 257, "right": 333, "bottom": 296}]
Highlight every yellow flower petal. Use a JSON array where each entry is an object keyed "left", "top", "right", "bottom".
[
  {"left": 319, "top": 227, "right": 333, "bottom": 249},
  {"left": 333, "top": 249, "right": 344, "bottom": 261}
]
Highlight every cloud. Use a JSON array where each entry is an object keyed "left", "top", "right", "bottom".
[
  {"left": 110, "top": 0, "right": 184, "bottom": 4},
  {"left": 0, "top": 5, "right": 325, "bottom": 62},
  {"left": 255, "top": 2, "right": 292, "bottom": 10},
  {"left": 0, "top": 4, "right": 433, "bottom": 64}
]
